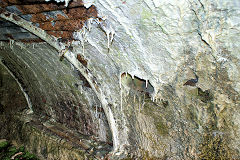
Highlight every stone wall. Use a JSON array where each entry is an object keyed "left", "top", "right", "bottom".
[
  {"left": 0, "top": 41, "right": 112, "bottom": 146},
  {"left": 0, "top": 0, "right": 240, "bottom": 159}
]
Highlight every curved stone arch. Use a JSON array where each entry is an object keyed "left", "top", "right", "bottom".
[{"left": 0, "top": 8, "right": 116, "bottom": 151}]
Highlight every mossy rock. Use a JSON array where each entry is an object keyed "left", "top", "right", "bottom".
[
  {"left": 199, "top": 132, "right": 234, "bottom": 159},
  {"left": 197, "top": 88, "right": 213, "bottom": 103},
  {"left": 155, "top": 119, "right": 168, "bottom": 136},
  {"left": 143, "top": 101, "right": 169, "bottom": 136},
  {"left": 0, "top": 140, "right": 38, "bottom": 160},
  {"left": 0, "top": 139, "right": 9, "bottom": 150}
]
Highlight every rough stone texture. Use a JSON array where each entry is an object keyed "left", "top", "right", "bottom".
[
  {"left": 0, "top": 64, "right": 27, "bottom": 113},
  {"left": 0, "top": 0, "right": 97, "bottom": 40},
  {"left": 0, "top": 65, "right": 112, "bottom": 159},
  {"left": 0, "top": 0, "right": 240, "bottom": 159},
  {"left": 0, "top": 42, "right": 112, "bottom": 144},
  {"left": 75, "top": 0, "right": 240, "bottom": 159},
  {"left": 0, "top": 113, "right": 112, "bottom": 159}
]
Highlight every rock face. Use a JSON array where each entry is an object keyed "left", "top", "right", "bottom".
[
  {"left": 1, "top": 0, "right": 240, "bottom": 159},
  {"left": 76, "top": 0, "right": 240, "bottom": 159},
  {"left": 0, "top": 44, "right": 113, "bottom": 159}
]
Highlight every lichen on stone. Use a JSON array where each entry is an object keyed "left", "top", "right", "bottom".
[{"left": 199, "top": 132, "right": 234, "bottom": 160}]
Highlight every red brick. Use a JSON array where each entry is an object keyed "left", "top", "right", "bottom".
[
  {"left": 39, "top": 19, "right": 85, "bottom": 31},
  {"left": 47, "top": 31, "right": 73, "bottom": 39}
]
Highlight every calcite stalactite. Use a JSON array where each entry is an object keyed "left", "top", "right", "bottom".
[{"left": 0, "top": 0, "right": 240, "bottom": 159}]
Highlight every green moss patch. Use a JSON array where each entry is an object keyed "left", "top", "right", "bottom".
[
  {"left": 0, "top": 140, "right": 38, "bottom": 160},
  {"left": 0, "top": 140, "right": 10, "bottom": 150},
  {"left": 199, "top": 133, "right": 234, "bottom": 159},
  {"left": 143, "top": 99, "right": 169, "bottom": 136},
  {"left": 155, "top": 119, "right": 168, "bottom": 136}
]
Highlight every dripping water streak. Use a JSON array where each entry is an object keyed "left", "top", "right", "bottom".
[
  {"left": 120, "top": 89, "right": 123, "bottom": 111},
  {"left": 96, "top": 105, "right": 98, "bottom": 117},
  {"left": 9, "top": 39, "right": 14, "bottom": 49},
  {"left": 110, "top": 30, "right": 115, "bottom": 42},
  {"left": 139, "top": 96, "right": 141, "bottom": 113},
  {"left": 119, "top": 73, "right": 121, "bottom": 89},
  {"left": 80, "top": 85, "right": 83, "bottom": 94},
  {"left": 120, "top": 73, "right": 123, "bottom": 111},
  {"left": 108, "top": 107, "right": 119, "bottom": 150},
  {"left": 107, "top": 31, "right": 110, "bottom": 49},
  {"left": 142, "top": 94, "right": 145, "bottom": 109}
]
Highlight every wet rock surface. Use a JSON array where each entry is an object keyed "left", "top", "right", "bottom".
[
  {"left": 0, "top": 0, "right": 240, "bottom": 159},
  {"left": 0, "top": 139, "right": 38, "bottom": 160},
  {"left": 0, "top": 62, "right": 112, "bottom": 159},
  {"left": 0, "top": 113, "right": 112, "bottom": 159},
  {"left": 0, "top": 64, "right": 27, "bottom": 114}
]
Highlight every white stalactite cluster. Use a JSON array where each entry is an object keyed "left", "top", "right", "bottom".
[
  {"left": 9, "top": 39, "right": 14, "bottom": 50},
  {"left": 75, "top": 0, "right": 240, "bottom": 157},
  {"left": 73, "top": 18, "right": 115, "bottom": 54},
  {"left": 0, "top": 5, "right": 120, "bottom": 155},
  {"left": 45, "top": 0, "right": 70, "bottom": 7},
  {"left": 98, "top": 19, "right": 115, "bottom": 50},
  {"left": 119, "top": 72, "right": 154, "bottom": 113},
  {"left": 2, "top": 0, "right": 240, "bottom": 158}
]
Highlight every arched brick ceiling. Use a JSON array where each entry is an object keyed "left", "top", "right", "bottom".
[{"left": 0, "top": 0, "right": 97, "bottom": 43}]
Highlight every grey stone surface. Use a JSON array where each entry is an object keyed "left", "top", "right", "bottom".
[
  {"left": 0, "top": 42, "right": 112, "bottom": 144},
  {"left": 79, "top": 0, "right": 240, "bottom": 158},
  {"left": 1, "top": 0, "right": 240, "bottom": 159}
]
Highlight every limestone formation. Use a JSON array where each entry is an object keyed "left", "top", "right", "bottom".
[{"left": 0, "top": 0, "right": 240, "bottom": 159}]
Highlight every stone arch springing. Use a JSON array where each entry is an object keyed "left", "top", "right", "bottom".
[{"left": 0, "top": 8, "right": 115, "bottom": 157}]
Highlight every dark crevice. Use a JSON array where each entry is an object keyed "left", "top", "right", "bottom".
[
  {"left": 197, "top": 88, "right": 213, "bottom": 103},
  {"left": 121, "top": 72, "right": 154, "bottom": 97},
  {"left": 197, "top": 32, "right": 212, "bottom": 49},
  {"left": 77, "top": 54, "right": 88, "bottom": 67},
  {"left": 197, "top": 0, "right": 205, "bottom": 11}
]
